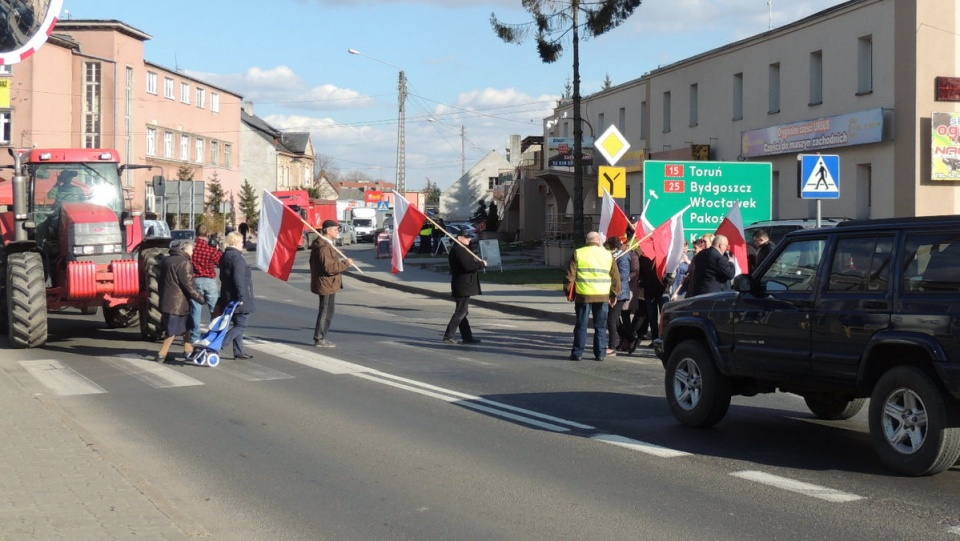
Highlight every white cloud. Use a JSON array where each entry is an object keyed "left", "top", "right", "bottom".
[{"left": 186, "top": 65, "right": 373, "bottom": 111}]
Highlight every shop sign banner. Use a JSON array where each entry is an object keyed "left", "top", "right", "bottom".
[
  {"left": 740, "top": 108, "right": 884, "bottom": 158},
  {"left": 931, "top": 111, "right": 960, "bottom": 181},
  {"left": 547, "top": 136, "right": 594, "bottom": 169}
]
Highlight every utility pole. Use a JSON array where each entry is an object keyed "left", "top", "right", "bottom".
[
  {"left": 461, "top": 125, "right": 466, "bottom": 177},
  {"left": 397, "top": 70, "right": 406, "bottom": 194}
]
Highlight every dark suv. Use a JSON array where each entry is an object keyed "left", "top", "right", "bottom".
[{"left": 654, "top": 215, "right": 960, "bottom": 476}]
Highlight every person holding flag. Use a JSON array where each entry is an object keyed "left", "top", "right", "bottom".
[
  {"left": 441, "top": 229, "right": 487, "bottom": 345},
  {"left": 688, "top": 235, "right": 736, "bottom": 297},
  {"left": 310, "top": 220, "right": 355, "bottom": 348}
]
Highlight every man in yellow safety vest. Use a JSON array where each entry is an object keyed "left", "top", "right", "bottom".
[{"left": 563, "top": 231, "right": 621, "bottom": 361}]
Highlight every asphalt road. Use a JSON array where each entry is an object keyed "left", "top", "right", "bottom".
[{"left": 5, "top": 244, "right": 960, "bottom": 539}]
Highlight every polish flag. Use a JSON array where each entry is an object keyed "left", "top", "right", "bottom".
[
  {"left": 598, "top": 188, "right": 630, "bottom": 242},
  {"left": 715, "top": 203, "right": 749, "bottom": 275},
  {"left": 256, "top": 190, "right": 305, "bottom": 281},
  {"left": 637, "top": 199, "right": 657, "bottom": 260},
  {"left": 391, "top": 190, "right": 427, "bottom": 273},
  {"left": 652, "top": 209, "right": 686, "bottom": 281}
]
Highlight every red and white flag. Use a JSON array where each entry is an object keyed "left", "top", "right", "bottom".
[
  {"left": 391, "top": 190, "right": 427, "bottom": 273},
  {"left": 598, "top": 188, "right": 630, "bottom": 242},
  {"left": 637, "top": 198, "right": 657, "bottom": 260},
  {"left": 652, "top": 209, "right": 686, "bottom": 280},
  {"left": 715, "top": 203, "right": 749, "bottom": 275},
  {"left": 256, "top": 190, "right": 306, "bottom": 281}
]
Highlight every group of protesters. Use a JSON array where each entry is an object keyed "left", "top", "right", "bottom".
[{"left": 562, "top": 224, "right": 776, "bottom": 362}]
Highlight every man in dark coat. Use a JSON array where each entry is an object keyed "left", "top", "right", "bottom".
[
  {"left": 219, "top": 232, "right": 256, "bottom": 359},
  {"left": 156, "top": 240, "right": 206, "bottom": 364},
  {"left": 689, "top": 234, "right": 736, "bottom": 297},
  {"left": 442, "top": 231, "right": 487, "bottom": 344},
  {"left": 310, "top": 220, "right": 354, "bottom": 348},
  {"left": 750, "top": 228, "right": 776, "bottom": 272}
]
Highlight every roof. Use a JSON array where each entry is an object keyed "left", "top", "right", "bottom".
[
  {"left": 241, "top": 110, "right": 312, "bottom": 156},
  {"left": 54, "top": 19, "right": 152, "bottom": 42}
]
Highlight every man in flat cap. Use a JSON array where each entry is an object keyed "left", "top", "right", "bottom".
[{"left": 309, "top": 219, "right": 354, "bottom": 347}]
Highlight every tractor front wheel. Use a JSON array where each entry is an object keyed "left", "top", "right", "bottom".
[{"left": 7, "top": 252, "right": 48, "bottom": 348}]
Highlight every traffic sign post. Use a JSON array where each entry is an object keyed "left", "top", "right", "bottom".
[
  {"left": 799, "top": 154, "right": 840, "bottom": 199},
  {"left": 643, "top": 161, "right": 772, "bottom": 242}
]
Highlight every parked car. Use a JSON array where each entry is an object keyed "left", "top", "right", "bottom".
[
  {"left": 655, "top": 215, "right": 960, "bottom": 476},
  {"left": 744, "top": 217, "right": 848, "bottom": 246},
  {"left": 337, "top": 221, "right": 356, "bottom": 246},
  {"left": 143, "top": 219, "right": 171, "bottom": 239},
  {"left": 170, "top": 229, "right": 196, "bottom": 248}
]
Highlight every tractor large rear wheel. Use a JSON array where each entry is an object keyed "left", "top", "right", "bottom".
[
  {"left": 7, "top": 252, "right": 48, "bottom": 348},
  {"left": 139, "top": 248, "right": 165, "bottom": 341}
]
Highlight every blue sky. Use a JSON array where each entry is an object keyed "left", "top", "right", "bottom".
[{"left": 62, "top": 0, "right": 844, "bottom": 191}]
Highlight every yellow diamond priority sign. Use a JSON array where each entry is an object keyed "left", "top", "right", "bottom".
[{"left": 595, "top": 125, "right": 630, "bottom": 166}]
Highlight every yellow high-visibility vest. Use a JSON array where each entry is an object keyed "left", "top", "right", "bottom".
[{"left": 574, "top": 245, "right": 613, "bottom": 296}]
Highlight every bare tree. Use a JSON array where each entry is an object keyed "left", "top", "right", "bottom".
[{"left": 491, "top": 0, "right": 642, "bottom": 241}]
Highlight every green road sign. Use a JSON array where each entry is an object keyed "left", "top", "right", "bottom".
[{"left": 643, "top": 161, "right": 772, "bottom": 242}]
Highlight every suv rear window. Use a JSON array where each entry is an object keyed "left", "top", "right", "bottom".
[
  {"left": 761, "top": 239, "right": 826, "bottom": 292},
  {"left": 903, "top": 233, "right": 960, "bottom": 293},
  {"left": 827, "top": 236, "right": 894, "bottom": 292}
]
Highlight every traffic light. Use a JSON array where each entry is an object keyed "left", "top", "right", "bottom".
[{"left": 153, "top": 175, "right": 166, "bottom": 197}]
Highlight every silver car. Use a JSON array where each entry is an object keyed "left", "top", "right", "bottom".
[{"left": 337, "top": 221, "right": 356, "bottom": 246}]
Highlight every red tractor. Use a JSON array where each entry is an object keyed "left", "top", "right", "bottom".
[{"left": 0, "top": 148, "right": 169, "bottom": 348}]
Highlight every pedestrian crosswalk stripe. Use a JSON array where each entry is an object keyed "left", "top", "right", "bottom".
[
  {"left": 216, "top": 358, "right": 294, "bottom": 382},
  {"left": 18, "top": 360, "right": 107, "bottom": 396},
  {"left": 245, "top": 341, "right": 368, "bottom": 374},
  {"left": 591, "top": 434, "right": 691, "bottom": 457},
  {"left": 100, "top": 356, "right": 204, "bottom": 389}
]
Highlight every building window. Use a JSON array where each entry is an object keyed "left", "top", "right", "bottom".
[
  {"left": 618, "top": 107, "right": 626, "bottom": 133},
  {"left": 0, "top": 65, "right": 13, "bottom": 76},
  {"left": 83, "top": 62, "right": 101, "bottom": 148},
  {"left": 769, "top": 63, "right": 780, "bottom": 114},
  {"left": 224, "top": 143, "right": 232, "bottom": 168},
  {"left": 689, "top": 83, "right": 699, "bottom": 127},
  {"left": 146, "top": 127, "right": 157, "bottom": 155},
  {"left": 640, "top": 100, "right": 648, "bottom": 140},
  {"left": 146, "top": 71, "right": 157, "bottom": 95},
  {"left": 211, "top": 140, "right": 219, "bottom": 166},
  {"left": 488, "top": 177, "right": 496, "bottom": 190},
  {"left": 857, "top": 35, "right": 873, "bottom": 95},
  {"left": 211, "top": 92, "right": 220, "bottom": 113},
  {"left": 0, "top": 110, "right": 12, "bottom": 143},
  {"left": 662, "top": 91, "right": 671, "bottom": 133},
  {"left": 810, "top": 50, "right": 823, "bottom": 105},
  {"left": 164, "top": 77, "right": 174, "bottom": 99},
  {"left": 196, "top": 87, "right": 205, "bottom": 109},
  {"left": 733, "top": 73, "right": 744, "bottom": 121},
  {"left": 180, "top": 134, "right": 190, "bottom": 160},
  {"left": 164, "top": 131, "right": 173, "bottom": 158},
  {"left": 181, "top": 82, "right": 190, "bottom": 104},
  {"left": 195, "top": 138, "right": 204, "bottom": 163},
  {"left": 597, "top": 112, "right": 604, "bottom": 133}
]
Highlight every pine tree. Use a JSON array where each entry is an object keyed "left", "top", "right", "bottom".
[
  {"left": 492, "top": 0, "right": 643, "bottom": 241},
  {"left": 238, "top": 180, "right": 259, "bottom": 231},
  {"left": 204, "top": 171, "right": 227, "bottom": 235}
]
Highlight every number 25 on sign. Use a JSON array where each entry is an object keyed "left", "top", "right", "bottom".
[{"left": 664, "top": 180, "right": 685, "bottom": 193}]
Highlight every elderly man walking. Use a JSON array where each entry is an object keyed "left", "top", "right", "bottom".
[{"left": 563, "top": 231, "right": 621, "bottom": 361}]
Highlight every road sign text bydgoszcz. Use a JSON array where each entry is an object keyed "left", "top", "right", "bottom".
[{"left": 643, "top": 161, "right": 772, "bottom": 242}]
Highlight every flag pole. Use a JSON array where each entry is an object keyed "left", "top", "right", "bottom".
[
  {"left": 423, "top": 215, "right": 485, "bottom": 264},
  {"left": 617, "top": 204, "right": 691, "bottom": 260},
  {"left": 297, "top": 216, "right": 364, "bottom": 273}
]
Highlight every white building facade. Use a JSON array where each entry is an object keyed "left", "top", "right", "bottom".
[{"left": 539, "top": 0, "right": 960, "bottom": 228}]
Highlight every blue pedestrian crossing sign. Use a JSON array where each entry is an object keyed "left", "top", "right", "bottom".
[
  {"left": 376, "top": 200, "right": 389, "bottom": 210},
  {"left": 799, "top": 154, "right": 840, "bottom": 199}
]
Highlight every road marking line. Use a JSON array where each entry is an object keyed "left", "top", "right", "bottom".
[
  {"left": 947, "top": 526, "right": 960, "bottom": 536},
  {"left": 730, "top": 470, "right": 863, "bottom": 502},
  {"left": 18, "top": 360, "right": 106, "bottom": 396},
  {"left": 246, "top": 341, "right": 368, "bottom": 374},
  {"left": 216, "top": 359, "right": 294, "bottom": 382},
  {"left": 591, "top": 434, "right": 691, "bottom": 457},
  {"left": 101, "top": 356, "right": 204, "bottom": 389},
  {"left": 354, "top": 373, "right": 571, "bottom": 432}
]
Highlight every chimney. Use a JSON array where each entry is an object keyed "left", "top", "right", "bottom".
[{"left": 242, "top": 100, "right": 254, "bottom": 115}]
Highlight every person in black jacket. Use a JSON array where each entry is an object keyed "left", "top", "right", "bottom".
[
  {"left": 156, "top": 241, "right": 206, "bottom": 364},
  {"left": 218, "top": 232, "right": 256, "bottom": 359},
  {"left": 689, "top": 234, "right": 736, "bottom": 297},
  {"left": 441, "top": 231, "right": 487, "bottom": 345},
  {"left": 750, "top": 228, "right": 776, "bottom": 272}
]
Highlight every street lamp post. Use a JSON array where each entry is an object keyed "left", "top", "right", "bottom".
[{"left": 348, "top": 49, "right": 406, "bottom": 195}]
